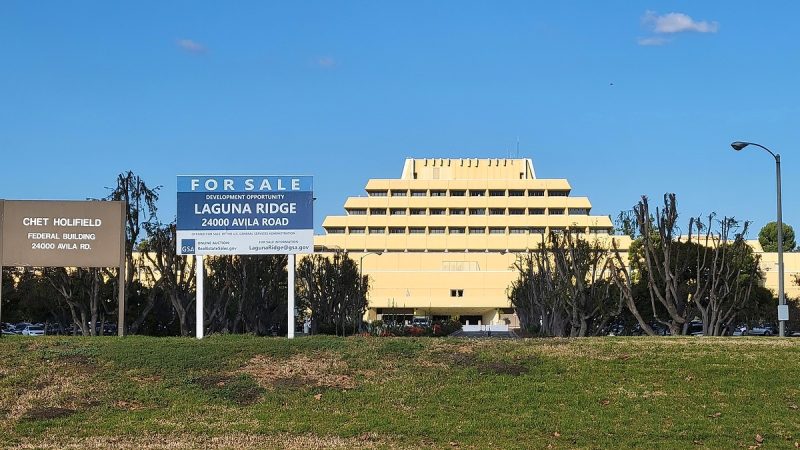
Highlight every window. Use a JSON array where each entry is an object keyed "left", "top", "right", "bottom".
[
  {"left": 489, "top": 227, "right": 506, "bottom": 234},
  {"left": 569, "top": 208, "right": 589, "bottom": 215},
  {"left": 549, "top": 190, "right": 569, "bottom": 197},
  {"left": 489, "top": 208, "right": 505, "bottom": 215},
  {"left": 390, "top": 208, "right": 407, "bottom": 215},
  {"left": 449, "top": 190, "right": 466, "bottom": 196},
  {"left": 450, "top": 289, "right": 464, "bottom": 297},
  {"left": 409, "top": 208, "right": 426, "bottom": 215},
  {"left": 469, "top": 208, "right": 486, "bottom": 215},
  {"left": 508, "top": 190, "right": 525, "bottom": 197},
  {"left": 389, "top": 227, "right": 406, "bottom": 234},
  {"left": 528, "top": 189, "right": 545, "bottom": 197},
  {"left": 489, "top": 189, "right": 505, "bottom": 197},
  {"left": 449, "top": 208, "right": 466, "bottom": 215},
  {"left": 449, "top": 227, "right": 465, "bottom": 234},
  {"left": 550, "top": 227, "right": 566, "bottom": 234},
  {"left": 347, "top": 208, "right": 367, "bottom": 215},
  {"left": 369, "top": 227, "right": 386, "bottom": 234},
  {"left": 390, "top": 190, "right": 407, "bottom": 197},
  {"left": 509, "top": 227, "right": 527, "bottom": 234},
  {"left": 509, "top": 208, "right": 525, "bottom": 215},
  {"left": 430, "top": 190, "right": 447, "bottom": 197},
  {"left": 549, "top": 208, "right": 565, "bottom": 215},
  {"left": 370, "top": 208, "right": 387, "bottom": 215},
  {"left": 411, "top": 190, "right": 427, "bottom": 197},
  {"left": 469, "top": 189, "right": 486, "bottom": 197},
  {"left": 368, "top": 190, "right": 387, "bottom": 197},
  {"left": 430, "top": 208, "right": 446, "bottom": 215},
  {"left": 469, "top": 227, "right": 486, "bottom": 234},
  {"left": 349, "top": 227, "right": 365, "bottom": 234},
  {"left": 409, "top": 227, "right": 426, "bottom": 234},
  {"left": 590, "top": 227, "right": 610, "bottom": 235},
  {"left": 530, "top": 227, "right": 546, "bottom": 234},
  {"left": 429, "top": 227, "right": 445, "bottom": 234},
  {"left": 326, "top": 227, "right": 345, "bottom": 234},
  {"left": 529, "top": 208, "right": 545, "bottom": 215}
]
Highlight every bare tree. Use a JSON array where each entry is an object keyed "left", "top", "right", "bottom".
[
  {"left": 296, "top": 251, "right": 368, "bottom": 336},
  {"left": 691, "top": 217, "right": 759, "bottom": 335},
  {"left": 106, "top": 171, "right": 160, "bottom": 333},
  {"left": 508, "top": 231, "right": 620, "bottom": 337},
  {"left": 204, "top": 255, "right": 287, "bottom": 335},
  {"left": 139, "top": 223, "right": 196, "bottom": 336},
  {"left": 48, "top": 267, "right": 109, "bottom": 336},
  {"left": 551, "top": 232, "right": 620, "bottom": 336}
]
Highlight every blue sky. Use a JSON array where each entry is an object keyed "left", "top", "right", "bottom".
[{"left": 1, "top": 2, "right": 797, "bottom": 236}]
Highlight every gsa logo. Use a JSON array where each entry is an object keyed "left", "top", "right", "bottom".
[{"left": 181, "top": 239, "right": 196, "bottom": 255}]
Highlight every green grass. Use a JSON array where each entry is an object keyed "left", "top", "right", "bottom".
[{"left": 1, "top": 335, "right": 799, "bottom": 449}]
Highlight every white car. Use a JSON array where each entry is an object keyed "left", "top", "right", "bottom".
[{"left": 21, "top": 325, "right": 45, "bottom": 336}]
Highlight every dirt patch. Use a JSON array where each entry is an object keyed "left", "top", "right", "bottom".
[
  {"left": 9, "top": 432, "right": 397, "bottom": 449},
  {"left": 238, "top": 353, "right": 358, "bottom": 391},
  {"left": 0, "top": 359, "right": 101, "bottom": 422},
  {"left": 21, "top": 407, "right": 75, "bottom": 421},
  {"left": 193, "top": 374, "right": 230, "bottom": 389},
  {"left": 191, "top": 374, "right": 264, "bottom": 406},
  {"left": 113, "top": 400, "right": 145, "bottom": 411},
  {"left": 482, "top": 361, "right": 529, "bottom": 376},
  {"left": 447, "top": 352, "right": 478, "bottom": 367}
]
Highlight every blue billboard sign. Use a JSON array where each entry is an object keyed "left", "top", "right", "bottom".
[{"left": 176, "top": 175, "right": 313, "bottom": 255}]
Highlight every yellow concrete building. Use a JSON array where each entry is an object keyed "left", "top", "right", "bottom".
[
  {"left": 314, "top": 158, "right": 617, "bottom": 326},
  {"left": 748, "top": 241, "right": 800, "bottom": 300}
]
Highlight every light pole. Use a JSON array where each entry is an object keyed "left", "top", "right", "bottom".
[
  {"left": 359, "top": 251, "right": 383, "bottom": 287},
  {"left": 731, "top": 141, "right": 786, "bottom": 337},
  {"left": 359, "top": 252, "right": 382, "bottom": 327}
]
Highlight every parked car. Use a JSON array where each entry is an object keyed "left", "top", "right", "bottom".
[
  {"left": 747, "top": 325, "right": 776, "bottom": 336},
  {"left": 21, "top": 325, "right": 45, "bottom": 336},
  {"left": 411, "top": 317, "right": 431, "bottom": 328},
  {"left": 687, "top": 321, "right": 704, "bottom": 336},
  {"left": 1, "top": 323, "right": 16, "bottom": 335},
  {"left": 731, "top": 325, "right": 747, "bottom": 336},
  {"left": 13, "top": 323, "right": 32, "bottom": 335}
]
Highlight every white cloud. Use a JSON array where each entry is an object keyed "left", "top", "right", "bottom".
[
  {"left": 177, "top": 39, "right": 207, "bottom": 54},
  {"left": 315, "top": 56, "right": 337, "bottom": 68},
  {"left": 637, "top": 36, "right": 669, "bottom": 46},
  {"left": 643, "top": 10, "right": 719, "bottom": 34}
]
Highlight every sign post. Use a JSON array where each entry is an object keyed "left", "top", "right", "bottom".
[
  {"left": 176, "top": 176, "right": 313, "bottom": 339},
  {"left": 196, "top": 254, "right": 204, "bottom": 339},
  {"left": 0, "top": 201, "right": 4, "bottom": 338},
  {"left": 287, "top": 254, "right": 295, "bottom": 339}
]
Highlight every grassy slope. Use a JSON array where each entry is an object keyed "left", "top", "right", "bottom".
[{"left": 1, "top": 336, "right": 799, "bottom": 449}]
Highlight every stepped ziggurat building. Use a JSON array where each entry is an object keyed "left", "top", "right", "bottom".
[{"left": 314, "top": 158, "right": 625, "bottom": 326}]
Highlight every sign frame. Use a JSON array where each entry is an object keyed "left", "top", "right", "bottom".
[
  {"left": 175, "top": 175, "right": 313, "bottom": 340},
  {"left": 0, "top": 199, "right": 127, "bottom": 337}
]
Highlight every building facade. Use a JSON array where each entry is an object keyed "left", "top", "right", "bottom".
[{"left": 314, "top": 158, "right": 619, "bottom": 326}]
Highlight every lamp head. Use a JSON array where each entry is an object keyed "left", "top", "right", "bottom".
[{"left": 731, "top": 141, "right": 750, "bottom": 151}]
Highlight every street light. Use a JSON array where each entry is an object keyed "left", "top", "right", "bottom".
[
  {"left": 359, "top": 251, "right": 383, "bottom": 285},
  {"left": 359, "top": 252, "right": 382, "bottom": 327},
  {"left": 731, "top": 140, "right": 786, "bottom": 337}
]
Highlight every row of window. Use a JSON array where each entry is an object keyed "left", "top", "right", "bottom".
[
  {"left": 325, "top": 226, "right": 611, "bottom": 235},
  {"left": 347, "top": 207, "right": 589, "bottom": 216},
  {"left": 367, "top": 189, "right": 569, "bottom": 198}
]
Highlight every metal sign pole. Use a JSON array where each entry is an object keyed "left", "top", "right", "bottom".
[
  {"left": 196, "top": 254, "right": 204, "bottom": 339},
  {"left": 1, "top": 200, "right": 5, "bottom": 339},
  {"left": 118, "top": 201, "right": 126, "bottom": 337},
  {"left": 287, "top": 253, "right": 295, "bottom": 339}
]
